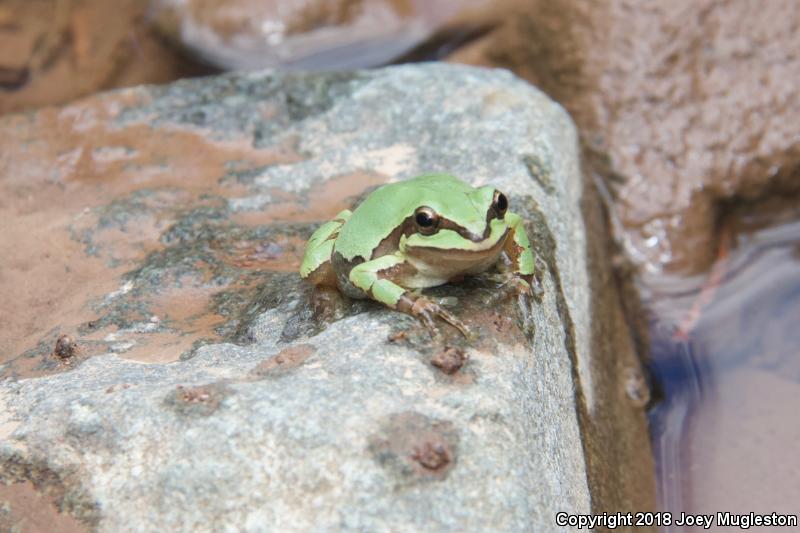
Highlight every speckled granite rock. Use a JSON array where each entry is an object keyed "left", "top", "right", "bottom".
[{"left": 0, "top": 65, "right": 652, "bottom": 531}]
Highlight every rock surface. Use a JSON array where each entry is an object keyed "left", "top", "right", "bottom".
[
  {"left": 0, "top": 64, "right": 652, "bottom": 530},
  {"left": 452, "top": 0, "right": 800, "bottom": 275},
  {"left": 151, "top": 0, "right": 489, "bottom": 71},
  {"left": 0, "top": 0, "right": 213, "bottom": 114}
]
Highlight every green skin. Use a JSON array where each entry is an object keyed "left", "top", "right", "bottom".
[{"left": 300, "top": 173, "right": 535, "bottom": 335}]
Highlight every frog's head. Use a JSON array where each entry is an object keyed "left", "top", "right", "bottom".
[{"left": 400, "top": 185, "right": 511, "bottom": 275}]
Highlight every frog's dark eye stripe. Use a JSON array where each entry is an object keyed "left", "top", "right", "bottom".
[
  {"left": 414, "top": 206, "right": 439, "bottom": 235},
  {"left": 493, "top": 190, "right": 508, "bottom": 217}
]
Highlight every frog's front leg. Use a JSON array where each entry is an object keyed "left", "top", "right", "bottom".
[
  {"left": 348, "top": 254, "right": 470, "bottom": 336},
  {"left": 499, "top": 212, "right": 537, "bottom": 294},
  {"left": 300, "top": 210, "right": 352, "bottom": 287},
  {"left": 497, "top": 212, "right": 539, "bottom": 335},
  {"left": 492, "top": 211, "right": 540, "bottom": 331}
]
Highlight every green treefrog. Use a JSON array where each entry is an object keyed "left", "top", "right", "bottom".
[{"left": 300, "top": 173, "right": 535, "bottom": 335}]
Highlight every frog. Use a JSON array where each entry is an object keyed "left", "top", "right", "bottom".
[{"left": 299, "top": 173, "right": 536, "bottom": 335}]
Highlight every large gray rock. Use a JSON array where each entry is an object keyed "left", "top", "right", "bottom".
[{"left": 0, "top": 65, "right": 650, "bottom": 531}]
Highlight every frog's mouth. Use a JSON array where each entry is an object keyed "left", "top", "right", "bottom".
[
  {"left": 406, "top": 227, "right": 508, "bottom": 259},
  {"left": 402, "top": 227, "right": 509, "bottom": 286},
  {"left": 402, "top": 216, "right": 509, "bottom": 252}
]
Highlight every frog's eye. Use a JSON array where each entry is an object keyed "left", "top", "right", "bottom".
[
  {"left": 493, "top": 190, "right": 508, "bottom": 217},
  {"left": 414, "top": 206, "right": 439, "bottom": 235}
]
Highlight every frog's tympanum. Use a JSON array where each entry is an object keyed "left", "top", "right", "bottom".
[{"left": 300, "top": 173, "right": 535, "bottom": 335}]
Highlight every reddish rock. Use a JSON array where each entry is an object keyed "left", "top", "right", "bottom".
[
  {"left": 452, "top": 0, "right": 800, "bottom": 275},
  {"left": 430, "top": 345, "right": 466, "bottom": 375},
  {"left": 0, "top": 0, "right": 211, "bottom": 114}
]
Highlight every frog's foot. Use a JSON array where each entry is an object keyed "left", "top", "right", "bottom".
[
  {"left": 400, "top": 295, "right": 471, "bottom": 338},
  {"left": 347, "top": 255, "right": 474, "bottom": 338},
  {"left": 505, "top": 276, "right": 534, "bottom": 298},
  {"left": 311, "top": 285, "right": 349, "bottom": 323},
  {"left": 489, "top": 274, "right": 534, "bottom": 304},
  {"left": 489, "top": 275, "right": 537, "bottom": 336}
]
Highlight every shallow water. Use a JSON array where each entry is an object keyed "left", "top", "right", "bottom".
[
  {"left": 149, "top": 0, "right": 492, "bottom": 71},
  {"left": 647, "top": 200, "right": 800, "bottom": 531}
]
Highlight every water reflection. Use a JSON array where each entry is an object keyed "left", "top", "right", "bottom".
[
  {"left": 648, "top": 203, "right": 800, "bottom": 531},
  {"left": 0, "top": 0, "right": 492, "bottom": 114},
  {"left": 149, "top": 0, "right": 491, "bottom": 70}
]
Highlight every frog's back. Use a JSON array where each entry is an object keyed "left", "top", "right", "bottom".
[{"left": 334, "top": 173, "right": 477, "bottom": 261}]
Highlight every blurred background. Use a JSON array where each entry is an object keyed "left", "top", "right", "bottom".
[{"left": 2, "top": 0, "right": 799, "bottom": 529}]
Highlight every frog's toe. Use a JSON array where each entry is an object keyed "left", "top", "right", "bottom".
[
  {"left": 410, "top": 297, "right": 439, "bottom": 326},
  {"left": 414, "top": 307, "right": 440, "bottom": 338},
  {"left": 486, "top": 276, "right": 530, "bottom": 308},
  {"left": 407, "top": 297, "right": 466, "bottom": 338},
  {"left": 436, "top": 307, "right": 471, "bottom": 338},
  {"left": 508, "top": 276, "right": 533, "bottom": 296}
]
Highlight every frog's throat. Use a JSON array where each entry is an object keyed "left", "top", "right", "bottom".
[{"left": 402, "top": 227, "right": 509, "bottom": 287}]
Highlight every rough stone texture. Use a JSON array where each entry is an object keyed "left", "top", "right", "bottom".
[
  {"left": 0, "top": 0, "right": 213, "bottom": 114},
  {"left": 451, "top": 0, "right": 800, "bottom": 275},
  {"left": 0, "top": 65, "right": 653, "bottom": 530}
]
